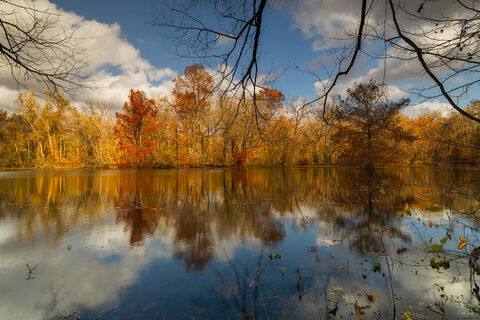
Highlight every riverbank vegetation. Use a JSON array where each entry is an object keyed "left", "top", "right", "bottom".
[{"left": 0, "top": 65, "right": 478, "bottom": 169}]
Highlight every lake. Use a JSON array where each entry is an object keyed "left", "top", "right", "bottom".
[{"left": 0, "top": 168, "right": 479, "bottom": 319}]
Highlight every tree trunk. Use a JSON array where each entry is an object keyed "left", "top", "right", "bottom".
[{"left": 365, "top": 127, "right": 375, "bottom": 172}]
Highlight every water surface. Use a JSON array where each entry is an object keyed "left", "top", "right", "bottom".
[{"left": 0, "top": 168, "right": 480, "bottom": 319}]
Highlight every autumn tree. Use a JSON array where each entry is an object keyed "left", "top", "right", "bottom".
[
  {"left": 1, "top": 86, "right": 479, "bottom": 168},
  {"left": 172, "top": 64, "right": 214, "bottom": 166},
  {"left": 173, "top": 64, "right": 214, "bottom": 117},
  {"left": 0, "top": 110, "right": 8, "bottom": 163},
  {"left": 115, "top": 89, "right": 160, "bottom": 167},
  {"left": 41, "top": 89, "right": 71, "bottom": 163},
  {"left": 10, "top": 89, "right": 76, "bottom": 166},
  {"left": 0, "top": 110, "right": 6, "bottom": 139},
  {"left": 74, "top": 103, "right": 116, "bottom": 166},
  {"left": 298, "top": 105, "right": 337, "bottom": 165},
  {"left": 333, "top": 80, "right": 411, "bottom": 170},
  {"left": 217, "top": 96, "right": 255, "bottom": 166},
  {"left": 255, "top": 88, "right": 285, "bottom": 129},
  {"left": 253, "top": 88, "right": 290, "bottom": 165},
  {"left": 221, "top": 88, "right": 283, "bottom": 165},
  {"left": 157, "top": 0, "right": 480, "bottom": 123},
  {"left": 409, "top": 101, "right": 480, "bottom": 166}
]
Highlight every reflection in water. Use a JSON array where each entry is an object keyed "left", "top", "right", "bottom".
[{"left": 0, "top": 168, "right": 479, "bottom": 319}]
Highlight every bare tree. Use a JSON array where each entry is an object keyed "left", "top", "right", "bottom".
[
  {"left": 153, "top": 0, "right": 271, "bottom": 129},
  {"left": 155, "top": 0, "right": 480, "bottom": 123},
  {"left": 0, "top": 0, "right": 85, "bottom": 92}
]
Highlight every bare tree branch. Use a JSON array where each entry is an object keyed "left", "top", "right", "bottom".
[{"left": 0, "top": 0, "right": 86, "bottom": 93}]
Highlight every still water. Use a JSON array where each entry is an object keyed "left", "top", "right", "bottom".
[{"left": 0, "top": 168, "right": 480, "bottom": 319}]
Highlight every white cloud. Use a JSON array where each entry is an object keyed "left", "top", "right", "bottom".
[
  {"left": 287, "top": 0, "right": 478, "bottom": 116},
  {"left": 0, "top": 0, "right": 177, "bottom": 111},
  {"left": 289, "top": 0, "right": 364, "bottom": 50},
  {"left": 402, "top": 100, "right": 454, "bottom": 118},
  {"left": 0, "top": 216, "right": 173, "bottom": 320},
  {"left": 314, "top": 79, "right": 408, "bottom": 101},
  {"left": 0, "top": 87, "right": 20, "bottom": 111}
]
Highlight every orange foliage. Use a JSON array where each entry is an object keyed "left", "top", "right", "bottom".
[
  {"left": 172, "top": 64, "right": 214, "bottom": 117},
  {"left": 232, "top": 148, "right": 248, "bottom": 167},
  {"left": 180, "top": 155, "right": 200, "bottom": 167},
  {"left": 256, "top": 88, "right": 285, "bottom": 119},
  {"left": 115, "top": 89, "right": 160, "bottom": 167}
]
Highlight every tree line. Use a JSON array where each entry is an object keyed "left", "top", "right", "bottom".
[{"left": 0, "top": 64, "right": 479, "bottom": 168}]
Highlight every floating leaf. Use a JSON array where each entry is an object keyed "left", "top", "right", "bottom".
[
  {"left": 431, "top": 244, "right": 443, "bottom": 252},
  {"left": 426, "top": 206, "right": 441, "bottom": 212},
  {"left": 459, "top": 241, "right": 467, "bottom": 250},
  {"left": 440, "top": 237, "right": 448, "bottom": 244}
]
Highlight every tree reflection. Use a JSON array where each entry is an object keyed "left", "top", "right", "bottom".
[{"left": 0, "top": 167, "right": 479, "bottom": 276}]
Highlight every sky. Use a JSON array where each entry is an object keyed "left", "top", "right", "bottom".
[
  {"left": 51, "top": 0, "right": 322, "bottom": 101},
  {"left": 0, "top": 0, "right": 478, "bottom": 117}
]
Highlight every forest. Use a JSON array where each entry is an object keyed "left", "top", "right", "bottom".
[{"left": 0, "top": 64, "right": 478, "bottom": 169}]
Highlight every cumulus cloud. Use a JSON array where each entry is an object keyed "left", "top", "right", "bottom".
[
  {"left": 287, "top": 0, "right": 478, "bottom": 117},
  {"left": 402, "top": 100, "right": 454, "bottom": 118},
  {"left": 0, "top": 0, "right": 177, "bottom": 111},
  {"left": 0, "top": 216, "right": 174, "bottom": 320},
  {"left": 290, "top": 0, "right": 474, "bottom": 55},
  {"left": 289, "top": 0, "right": 364, "bottom": 51}
]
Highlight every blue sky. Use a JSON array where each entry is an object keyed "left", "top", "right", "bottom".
[
  {"left": 52, "top": 0, "right": 322, "bottom": 100},
  {"left": 0, "top": 0, "right": 477, "bottom": 117}
]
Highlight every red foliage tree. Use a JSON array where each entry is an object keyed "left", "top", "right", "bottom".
[
  {"left": 232, "top": 147, "right": 248, "bottom": 167},
  {"left": 115, "top": 89, "right": 160, "bottom": 167}
]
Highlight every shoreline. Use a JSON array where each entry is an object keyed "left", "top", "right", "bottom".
[{"left": 1, "top": 164, "right": 480, "bottom": 171}]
